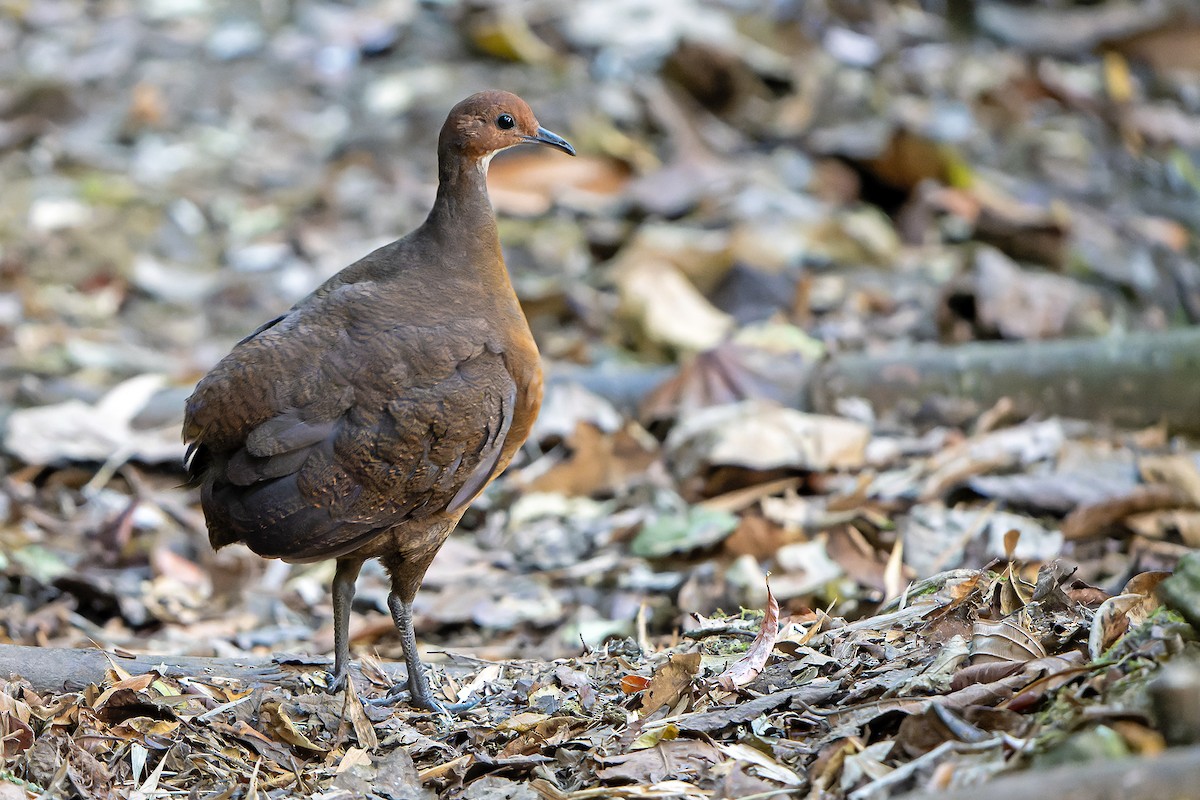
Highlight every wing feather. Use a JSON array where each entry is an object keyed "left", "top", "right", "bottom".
[{"left": 183, "top": 280, "right": 520, "bottom": 561}]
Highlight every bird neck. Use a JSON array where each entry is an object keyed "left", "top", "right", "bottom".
[
  {"left": 426, "top": 154, "right": 500, "bottom": 248},
  {"left": 416, "top": 152, "right": 518, "bottom": 304}
]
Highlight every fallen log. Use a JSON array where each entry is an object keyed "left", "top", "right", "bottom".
[
  {"left": 0, "top": 643, "right": 474, "bottom": 695},
  {"left": 807, "top": 327, "right": 1200, "bottom": 435},
  {"left": 551, "top": 329, "right": 1200, "bottom": 436}
]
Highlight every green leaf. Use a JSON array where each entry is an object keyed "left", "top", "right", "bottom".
[{"left": 631, "top": 507, "right": 739, "bottom": 558}]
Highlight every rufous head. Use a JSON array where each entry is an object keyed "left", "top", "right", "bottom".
[{"left": 438, "top": 90, "right": 576, "bottom": 164}]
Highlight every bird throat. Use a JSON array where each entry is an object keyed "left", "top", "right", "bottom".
[{"left": 431, "top": 157, "right": 496, "bottom": 231}]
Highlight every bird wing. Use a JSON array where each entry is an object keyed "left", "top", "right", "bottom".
[{"left": 183, "top": 280, "right": 518, "bottom": 561}]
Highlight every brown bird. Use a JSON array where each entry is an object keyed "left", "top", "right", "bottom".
[{"left": 184, "top": 91, "right": 574, "bottom": 711}]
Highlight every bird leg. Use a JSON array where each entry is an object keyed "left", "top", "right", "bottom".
[
  {"left": 368, "top": 591, "right": 480, "bottom": 713},
  {"left": 327, "top": 558, "right": 362, "bottom": 694}
]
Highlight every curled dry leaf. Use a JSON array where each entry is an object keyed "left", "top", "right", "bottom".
[
  {"left": 622, "top": 675, "right": 653, "bottom": 695},
  {"left": 594, "top": 739, "right": 724, "bottom": 785},
  {"left": 640, "top": 652, "right": 702, "bottom": 717},
  {"left": 527, "top": 422, "right": 659, "bottom": 498},
  {"left": 717, "top": 742, "right": 805, "bottom": 786},
  {"left": 666, "top": 400, "right": 869, "bottom": 479},
  {"left": 963, "top": 245, "right": 1105, "bottom": 340},
  {"left": 1138, "top": 454, "right": 1200, "bottom": 504},
  {"left": 716, "top": 577, "right": 779, "bottom": 691},
  {"left": 617, "top": 259, "right": 735, "bottom": 354},
  {"left": 1088, "top": 574, "right": 1166, "bottom": 660},
  {"left": 641, "top": 327, "right": 822, "bottom": 426},
  {"left": 1088, "top": 594, "right": 1142, "bottom": 660},
  {"left": 0, "top": 711, "right": 33, "bottom": 757},
  {"left": 487, "top": 151, "right": 632, "bottom": 216},
  {"left": 1125, "top": 510, "right": 1200, "bottom": 547},
  {"left": 1122, "top": 570, "right": 1171, "bottom": 601},
  {"left": 4, "top": 374, "right": 184, "bottom": 465},
  {"left": 260, "top": 699, "right": 325, "bottom": 752},
  {"left": 969, "top": 619, "right": 1045, "bottom": 665},
  {"left": 1061, "top": 483, "right": 1196, "bottom": 540}
]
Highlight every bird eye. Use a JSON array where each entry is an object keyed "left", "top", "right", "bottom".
[{"left": 496, "top": 113, "right": 515, "bottom": 130}]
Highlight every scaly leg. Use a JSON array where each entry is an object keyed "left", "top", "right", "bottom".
[
  {"left": 370, "top": 592, "right": 480, "bottom": 714},
  {"left": 327, "top": 558, "right": 362, "bottom": 694}
]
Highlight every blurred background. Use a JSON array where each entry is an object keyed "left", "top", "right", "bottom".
[{"left": 2, "top": 0, "right": 1200, "bottom": 666}]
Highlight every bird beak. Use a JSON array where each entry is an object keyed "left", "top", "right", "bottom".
[{"left": 524, "top": 126, "right": 576, "bottom": 156}]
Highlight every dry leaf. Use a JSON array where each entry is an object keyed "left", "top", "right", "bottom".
[
  {"left": 1139, "top": 454, "right": 1200, "bottom": 504},
  {"left": 666, "top": 400, "right": 869, "bottom": 478},
  {"left": 528, "top": 422, "right": 659, "bottom": 497},
  {"left": 622, "top": 675, "right": 652, "bottom": 694},
  {"left": 4, "top": 374, "right": 183, "bottom": 465},
  {"left": 1089, "top": 594, "right": 1141, "bottom": 660},
  {"left": 260, "top": 700, "right": 325, "bottom": 752},
  {"left": 488, "top": 152, "right": 631, "bottom": 216},
  {"left": 969, "top": 619, "right": 1045, "bottom": 664},
  {"left": 1062, "top": 484, "right": 1195, "bottom": 539},
  {"left": 595, "top": 739, "right": 723, "bottom": 784},
  {"left": 641, "top": 653, "right": 702, "bottom": 717},
  {"left": 717, "top": 742, "right": 804, "bottom": 786},
  {"left": 716, "top": 578, "right": 779, "bottom": 690},
  {"left": 617, "top": 259, "right": 735, "bottom": 354},
  {"left": 0, "top": 711, "right": 33, "bottom": 757}
]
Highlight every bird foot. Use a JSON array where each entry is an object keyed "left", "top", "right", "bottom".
[
  {"left": 367, "top": 685, "right": 482, "bottom": 717},
  {"left": 325, "top": 669, "right": 349, "bottom": 695}
]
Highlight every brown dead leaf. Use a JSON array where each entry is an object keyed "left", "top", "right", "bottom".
[
  {"left": 92, "top": 673, "right": 155, "bottom": 708},
  {"left": 641, "top": 653, "right": 702, "bottom": 717},
  {"left": 716, "top": 578, "right": 779, "bottom": 690},
  {"left": 1087, "top": 573, "right": 1166, "bottom": 660},
  {"left": 488, "top": 151, "right": 631, "bottom": 216},
  {"left": 595, "top": 739, "right": 723, "bottom": 784},
  {"left": 209, "top": 720, "right": 296, "bottom": 765},
  {"left": 496, "top": 712, "right": 549, "bottom": 733},
  {"left": 0, "top": 711, "right": 34, "bottom": 757},
  {"left": 150, "top": 546, "right": 210, "bottom": 592},
  {"left": 500, "top": 717, "right": 578, "bottom": 758},
  {"left": 4, "top": 374, "right": 183, "bottom": 465},
  {"left": 1126, "top": 510, "right": 1200, "bottom": 547},
  {"left": 996, "top": 563, "right": 1037, "bottom": 615},
  {"left": 0, "top": 780, "right": 28, "bottom": 800},
  {"left": 950, "top": 661, "right": 1024, "bottom": 692},
  {"left": 1123, "top": 570, "right": 1171, "bottom": 600},
  {"left": 1139, "top": 454, "right": 1200, "bottom": 504},
  {"left": 641, "top": 340, "right": 816, "bottom": 427},
  {"left": 722, "top": 513, "right": 789, "bottom": 559},
  {"left": 261, "top": 700, "right": 325, "bottom": 753},
  {"left": 66, "top": 737, "right": 113, "bottom": 800},
  {"left": 1004, "top": 652, "right": 1091, "bottom": 712},
  {"left": 1003, "top": 529, "right": 1020, "bottom": 560},
  {"left": 1089, "top": 594, "right": 1141, "bottom": 659},
  {"left": 335, "top": 747, "right": 372, "bottom": 774},
  {"left": 717, "top": 742, "right": 805, "bottom": 787},
  {"left": 1062, "top": 483, "right": 1196, "bottom": 539},
  {"left": 92, "top": 688, "right": 173, "bottom": 727},
  {"left": 676, "top": 683, "right": 837, "bottom": 733},
  {"left": 528, "top": 422, "right": 659, "bottom": 497}
]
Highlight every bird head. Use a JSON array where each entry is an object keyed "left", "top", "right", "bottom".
[{"left": 439, "top": 90, "right": 576, "bottom": 167}]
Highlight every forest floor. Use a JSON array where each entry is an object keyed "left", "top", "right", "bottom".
[{"left": 2, "top": 1, "right": 1200, "bottom": 798}]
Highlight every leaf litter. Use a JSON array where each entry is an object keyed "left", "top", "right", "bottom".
[{"left": 2, "top": 0, "right": 1200, "bottom": 797}]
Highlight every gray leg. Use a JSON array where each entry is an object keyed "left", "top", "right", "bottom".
[
  {"left": 369, "top": 592, "right": 481, "bottom": 714},
  {"left": 327, "top": 558, "right": 362, "bottom": 694},
  {"left": 388, "top": 592, "right": 435, "bottom": 708}
]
